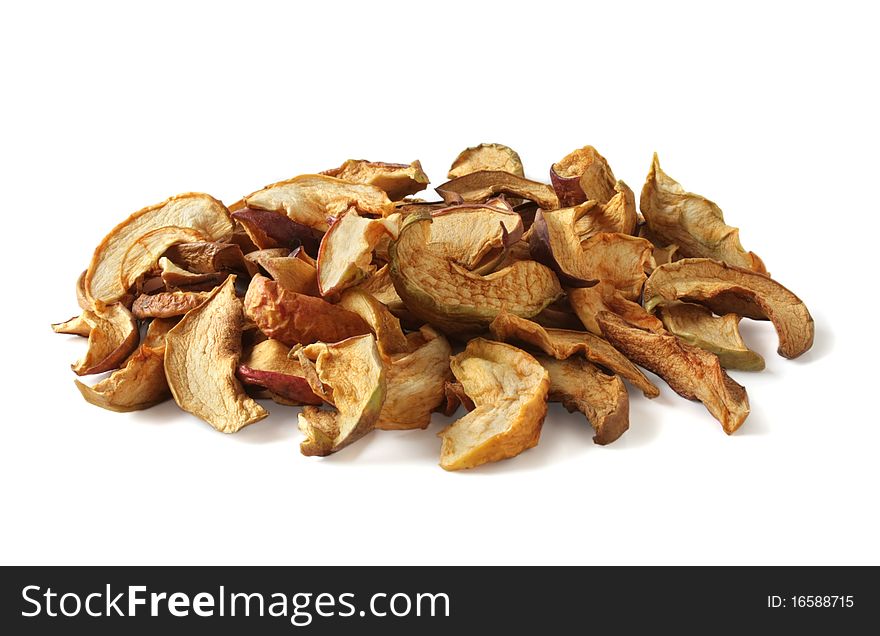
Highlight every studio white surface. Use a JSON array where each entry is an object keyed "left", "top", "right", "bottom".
[{"left": 1, "top": 1, "right": 877, "bottom": 565}]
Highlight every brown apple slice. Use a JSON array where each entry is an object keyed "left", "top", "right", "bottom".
[
  {"left": 162, "top": 241, "right": 255, "bottom": 275},
  {"left": 337, "top": 289, "right": 410, "bottom": 358},
  {"left": 157, "top": 257, "right": 225, "bottom": 291},
  {"left": 448, "top": 143, "right": 524, "bottom": 179},
  {"left": 71, "top": 303, "right": 139, "bottom": 376},
  {"left": 232, "top": 207, "right": 324, "bottom": 253},
  {"left": 429, "top": 202, "right": 524, "bottom": 272},
  {"left": 120, "top": 226, "right": 207, "bottom": 292},
  {"left": 436, "top": 171, "right": 559, "bottom": 210},
  {"left": 236, "top": 339, "right": 322, "bottom": 405},
  {"left": 568, "top": 281, "right": 666, "bottom": 335},
  {"left": 321, "top": 159, "right": 429, "bottom": 200},
  {"left": 573, "top": 180, "right": 638, "bottom": 239},
  {"left": 132, "top": 290, "right": 212, "bottom": 319},
  {"left": 550, "top": 145, "right": 617, "bottom": 206}
]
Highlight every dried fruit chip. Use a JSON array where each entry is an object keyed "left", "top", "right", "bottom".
[
  {"left": 442, "top": 381, "right": 475, "bottom": 416},
  {"left": 316, "top": 209, "right": 401, "bottom": 296},
  {"left": 640, "top": 154, "right": 767, "bottom": 273},
  {"left": 85, "top": 193, "right": 232, "bottom": 305},
  {"left": 436, "top": 171, "right": 559, "bottom": 210},
  {"left": 74, "top": 318, "right": 176, "bottom": 412},
  {"left": 158, "top": 257, "right": 225, "bottom": 291},
  {"left": 243, "top": 174, "right": 394, "bottom": 232},
  {"left": 597, "top": 311, "right": 750, "bottom": 434},
  {"left": 236, "top": 339, "right": 322, "bottom": 405},
  {"left": 244, "top": 274, "right": 370, "bottom": 346},
  {"left": 298, "top": 334, "right": 386, "bottom": 456},
  {"left": 448, "top": 143, "right": 524, "bottom": 179},
  {"left": 338, "top": 289, "right": 410, "bottom": 358},
  {"left": 657, "top": 302, "right": 765, "bottom": 371},
  {"left": 232, "top": 207, "right": 324, "bottom": 253},
  {"left": 538, "top": 355, "right": 629, "bottom": 445},
  {"left": 132, "top": 289, "right": 212, "bottom": 319},
  {"left": 439, "top": 339, "right": 549, "bottom": 470},
  {"left": 389, "top": 213, "right": 563, "bottom": 335},
  {"left": 573, "top": 181, "right": 638, "bottom": 239},
  {"left": 164, "top": 276, "right": 268, "bottom": 433},
  {"left": 321, "top": 159, "right": 429, "bottom": 200},
  {"left": 568, "top": 281, "right": 665, "bottom": 335},
  {"left": 429, "top": 201, "right": 523, "bottom": 272},
  {"left": 488, "top": 311, "right": 659, "bottom": 398},
  {"left": 71, "top": 303, "right": 139, "bottom": 376},
  {"left": 162, "top": 241, "right": 254, "bottom": 275},
  {"left": 52, "top": 314, "right": 92, "bottom": 337},
  {"left": 643, "top": 258, "right": 814, "bottom": 359},
  {"left": 120, "top": 226, "right": 207, "bottom": 292},
  {"left": 550, "top": 145, "right": 617, "bottom": 206},
  {"left": 257, "top": 254, "right": 319, "bottom": 296}
]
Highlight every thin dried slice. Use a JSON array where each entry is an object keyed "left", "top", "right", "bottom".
[
  {"left": 132, "top": 290, "right": 212, "bottom": 319},
  {"left": 244, "top": 174, "right": 394, "bottom": 232},
  {"left": 442, "top": 381, "right": 475, "bottom": 416},
  {"left": 573, "top": 181, "right": 638, "bottom": 239},
  {"left": 85, "top": 193, "right": 232, "bottom": 305},
  {"left": 350, "top": 264, "right": 417, "bottom": 327},
  {"left": 232, "top": 207, "right": 324, "bottom": 253},
  {"left": 377, "top": 326, "right": 452, "bottom": 430},
  {"left": 76, "top": 270, "right": 90, "bottom": 310},
  {"left": 644, "top": 258, "right": 814, "bottom": 359},
  {"left": 298, "top": 334, "right": 386, "bottom": 456},
  {"left": 429, "top": 201, "right": 523, "bottom": 272},
  {"left": 316, "top": 209, "right": 401, "bottom": 296},
  {"left": 244, "top": 274, "right": 370, "bottom": 346},
  {"left": 436, "top": 171, "right": 559, "bottom": 210},
  {"left": 640, "top": 154, "right": 767, "bottom": 273},
  {"left": 236, "top": 339, "right": 322, "bottom": 405},
  {"left": 531, "top": 300, "right": 584, "bottom": 331},
  {"left": 338, "top": 289, "right": 410, "bottom": 357},
  {"left": 539, "top": 355, "right": 629, "bottom": 445},
  {"left": 597, "top": 312, "right": 750, "bottom": 434},
  {"left": 440, "top": 339, "right": 549, "bottom": 471},
  {"left": 448, "top": 143, "right": 524, "bottom": 179},
  {"left": 162, "top": 241, "right": 254, "bottom": 275},
  {"left": 158, "top": 257, "right": 225, "bottom": 291},
  {"left": 322, "top": 159, "right": 429, "bottom": 200},
  {"left": 74, "top": 318, "right": 176, "bottom": 412},
  {"left": 550, "top": 145, "right": 617, "bottom": 206},
  {"left": 488, "top": 311, "right": 659, "bottom": 398},
  {"left": 71, "top": 303, "right": 139, "bottom": 376},
  {"left": 120, "top": 226, "right": 207, "bottom": 292},
  {"left": 389, "top": 213, "right": 563, "bottom": 335},
  {"left": 568, "top": 281, "right": 665, "bottom": 335},
  {"left": 52, "top": 314, "right": 92, "bottom": 337},
  {"left": 258, "top": 254, "right": 319, "bottom": 296},
  {"left": 658, "top": 302, "right": 765, "bottom": 371},
  {"left": 164, "top": 276, "right": 267, "bottom": 433}
]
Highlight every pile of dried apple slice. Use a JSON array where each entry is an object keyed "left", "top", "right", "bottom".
[{"left": 54, "top": 148, "right": 814, "bottom": 470}]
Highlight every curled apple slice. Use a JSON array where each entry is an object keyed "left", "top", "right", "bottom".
[
  {"left": 448, "top": 143, "right": 524, "bottom": 179},
  {"left": 158, "top": 257, "right": 225, "bottom": 291},
  {"left": 322, "top": 159, "right": 429, "bottom": 200},
  {"left": 164, "top": 276, "right": 267, "bottom": 433},
  {"left": 75, "top": 318, "right": 176, "bottom": 412},
  {"left": 429, "top": 202, "right": 523, "bottom": 272},
  {"left": 232, "top": 207, "right": 324, "bottom": 253},
  {"left": 338, "top": 289, "right": 410, "bottom": 357},
  {"left": 120, "top": 226, "right": 207, "bottom": 292},
  {"left": 439, "top": 339, "right": 549, "bottom": 471},
  {"left": 550, "top": 145, "right": 617, "bottom": 206},
  {"left": 132, "top": 290, "right": 211, "bottom": 319},
  {"left": 71, "top": 303, "right": 139, "bottom": 376},
  {"left": 568, "top": 281, "right": 665, "bottom": 335},
  {"left": 236, "top": 339, "right": 322, "bottom": 405},
  {"left": 644, "top": 258, "right": 814, "bottom": 359},
  {"left": 52, "top": 314, "right": 92, "bottom": 337},
  {"left": 162, "top": 241, "right": 254, "bottom": 275},
  {"left": 298, "top": 334, "right": 386, "bottom": 456},
  {"left": 572, "top": 181, "right": 638, "bottom": 239},
  {"left": 85, "top": 193, "right": 232, "bottom": 305},
  {"left": 256, "top": 253, "right": 319, "bottom": 296},
  {"left": 243, "top": 174, "right": 394, "bottom": 232},
  {"left": 436, "top": 171, "right": 559, "bottom": 210}
]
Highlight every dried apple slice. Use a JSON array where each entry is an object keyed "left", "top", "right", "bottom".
[
  {"left": 488, "top": 311, "right": 659, "bottom": 398},
  {"left": 120, "top": 226, "right": 207, "bottom": 292},
  {"left": 442, "top": 381, "right": 475, "bottom": 416},
  {"left": 550, "top": 145, "right": 617, "bottom": 206},
  {"left": 640, "top": 154, "right": 767, "bottom": 273},
  {"left": 164, "top": 276, "right": 267, "bottom": 433},
  {"left": 257, "top": 253, "right": 319, "bottom": 296},
  {"left": 52, "top": 314, "right": 92, "bottom": 337},
  {"left": 436, "top": 171, "right": 559, "bottom": 210},
  {"left": 316, "top": 209, "right": 401, "bottom": 296},
  {"left": 597, "top": 311, "right": 750, "bottom": 434},
  {"left": 644, "top": 258, "right": 814, "bottom": 359},
  {"left": 74, "top": 318, "right": 176, "bottom": 412},
  {"left": 350, "top": 264, "right": 418, "bottom": 328},
  {"left": 539, "top": 355, "right": 629, "bottom": 445},
  {"left": 338, "top": 289, "right": 410, "bottom": 357},
  {"left": 85, "top": 193, "right": 232, "bottom": 305},
  {"left": 428, "top": 201, "right": 523, "bottom": 272},
  {"left": 389, "top": 213, "right": 563, "bottom": 335},
  {"left": 572, "top": 181, "right": 638, "bottom": 239},
  {"left": 157, "top": 257, "right": 225, "bottom": 291},
  {"left": 321, "top": 159, "right": 429, "bottom": 200},
  {"left": 658, "top": 302, "right": 765, "bottom": 371},
  {"left": 71, "top": 303, "right": 139, "bottom": 376},
  {"left": 568, "top": 281, "right": 665, "bottom": 335},
  {"left": 377, "top": 326, "right": 452, "bottom": 430},
  {"left": 232, "top": 207, "right": 324, "bottom": 253},
  {"left": 244, "top": 274, "right": 370, "bottom": 346},
  {"left": 236, "top": 339, "right": 322, "bottom": 405},
  {"left": 243, "top": 174, "right": 394, "bottom": 232},
  {"left": 439, "top": 339, "right": 549, "bottom": 471},
  {"left": 448, "top": 143, "right": 524, "bottom": 179},
  {"left": 298, "top": 334, "right": 386, "bottom": 456},
  {"left": 162, "top": 241, "right": 254, "bottom": 275},
  {"left": 132, "top": 290, "right": 211, "bottom": 319}
]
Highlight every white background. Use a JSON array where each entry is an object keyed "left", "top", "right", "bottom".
[{"left": 1, "top": 1, "right": 878, "bottom": 565}]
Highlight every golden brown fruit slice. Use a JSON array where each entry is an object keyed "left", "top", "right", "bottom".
[
  {"left": 243, "top": 174, "right": 394, "bottom": 232},
  {"left": 429, "top": 202, "right": 523, "bottom": 272},
  {"left": 164, "top": 276, "right": 268, "bottom": 433},
  {"left": 236, "top": 339, "right": 322, "bottom": 405},
  {"left": 573, "top": 181, "right": 638, "bottom": 239},
  {"left": 316, "top": 209, "right": 401, "bottom": 296},
  {"left": 658, "top": 302, "right": 765, "bottom": 371},
  {"left": 298, "top": 334, "right": 386, "bottom": 456},
  {"left": 568, "top": 281, "right": 665, "bottom": 335},
  {"left": 488, "top": 311, "right": 659, "bottom": 398},
  {"left": 162, "top": 241, "right": 254, "bottom": 275},
  {"left": 244, "top": 274, "right": 370, "bottom": 346},
  {"left": 85, "top": 193, "right": 232, "bottom": 305},
  {"left": 71, "top": 303, "right": 139, "bottom": 376},
  {"left": 644, "top": 258, "right": 814, "bottom": 359},
  {"left": 338, "top": 289, "right": 410, "bottom": 357},
  {"left": 377, "top": 326, "right": 452, "bottom": 430},
  {"left": 321, "top": 159, "right": 429, "bottom": 201},
  {"left": 640, "top": 154, "right": 767, "bottom": 273},
  {"left": 436, "top": 171, "right": 559, "bottom": 210},
  {"left": 538, "top": 356, "right": 629, "bottom": 445},
  {"left": 448, "top": 143, "right": 524, "bottom": 179},
  {"left": 550, "top": 145, "right": 617, "bottom": 206},
  {"left": 439, "top": 339, "right": 549, "bottom": 471},
  {"left": 231, "top": 208, "right": 325, "bottom": 253},
  {"left": 132, "top": 290, "right": 211, "bottom": 319},
  {"left": 597, "top": 312, "right": 750, "bottom": 434},
  {"left": 74, "top": 318, "right": 176, "bottom": 412},
  {"left": 52, "top": 314, "right": 92, "bottom": 337},
  {"left": 120, "top": 226, "right": 207, "bottom": 292},
  {"left": 442, "top": 381, "right": 475, "bottom": 416},
  {"left": 389, "top": 213, "right": 563, "bottom": 335},
  {"left": 256, "top": 253, "right": 319, "bottom": 296},
  {"left": 157, "top": 257, "right": 225, "bottom": 291}
]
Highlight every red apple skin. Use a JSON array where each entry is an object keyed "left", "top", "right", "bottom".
[
  {"left": 236, "top": 365, "right": 323, "bottom": 405},
  {"left": 550, "top": 165, "right": 587, "bottom": 207}
]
